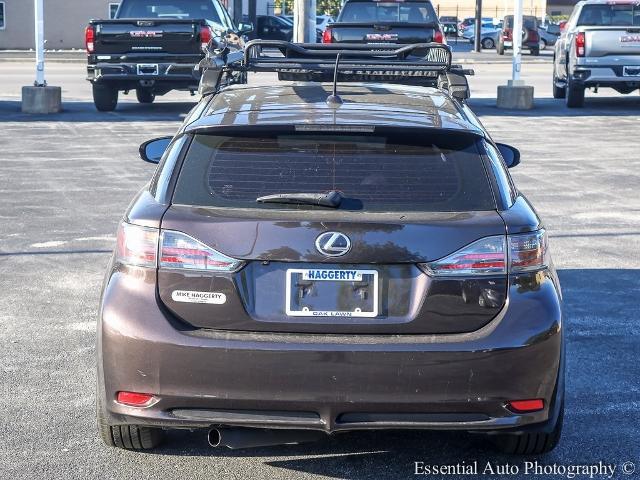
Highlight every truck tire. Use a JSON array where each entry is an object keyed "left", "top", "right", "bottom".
[
  {"left": 92, "top": 84, "right": 118, "bottom": 112},
  {"left": 565, "top": 77, "right": 585, "bottom": 108},
  {"left": 552, "top": 70, "right": 566, "bottom": 99},
  {"left": 136, "top": 88, "right": 156, "bottom": 104},
  {"left": 530, "top": 47, "right": 540, "bottom": 56},
  {"left": 493, "top": 403, "right": 564, "bottom": 455},
  {"left": 96, "top": 394, "right": 164, "bottom": 450},
  {"left": 497, "top": 42, "right": 505, "bottom": 55}
]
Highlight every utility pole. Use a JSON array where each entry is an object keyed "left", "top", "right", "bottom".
[
  {"left": 21, "top": 0, "right": 61, "bottom": 113},
  {"left": 473, "top": 0, "right": 483, "bottom": 52},
  {"left": 496, "top": 0, "right": 533, "bottom": 109},
  {"left": 34, "top": 0, "right": 45, "bottom": 86},
  {"left": 294, "top": 0, "right": 317, "bottom": 43},
  {"left": 512, "top": 0, "right": 523, "bottom": 81}
]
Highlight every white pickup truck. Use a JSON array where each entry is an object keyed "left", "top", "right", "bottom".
[{"left": 552, "top": 0, "right": 640, "bottom": 107}]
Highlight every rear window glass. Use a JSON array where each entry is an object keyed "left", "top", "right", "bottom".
[
  {"left": 173, "top": 132, "right": 496, "bottom": 212},
  {"left": 339, "top": 2, "right": 437, "bottom": 23},
  {"left": 504, "top": 16, "right": 537, "bottom": 29},
  {"left": 577, "top": 4, "right": 640, "bottom": 26},
  {"left": 118, "top": 0, "right": 221, "bottom": 22}
]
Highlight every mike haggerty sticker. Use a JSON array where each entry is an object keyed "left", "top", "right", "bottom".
[{"left": 172, "top": 290, "right": 227, "bottom": 304}]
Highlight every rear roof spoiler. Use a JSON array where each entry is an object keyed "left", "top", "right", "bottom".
[{"left": 198, "top": 40, "right": 473, "bottom": 102}]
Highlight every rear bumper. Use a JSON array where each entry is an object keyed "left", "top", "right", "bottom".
[
  {"left": 570, "top": 63, "right": 640, "bottom": 88},
  {"left": 98, "top": 266, "right": 564, "bottom": 434},
  {"left": 87, "top": 61, "right": 201, "bottom": 90}
]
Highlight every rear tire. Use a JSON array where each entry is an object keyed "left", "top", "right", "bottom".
[
  {"left": 92, "top": 84, "right": 118, "bottom": 112},
  {"left": 565, "top": 76, "right": 585, "bottom": 108},
  {"left": 552, "top": 70, "right": 566, "bottom": 99},
  {"left": 96, "top": 394, "right": 164, "bottom": 450},
  {"left": 493, "top": 403, "right": 564, "bottom": 455},
  {"left": 482, "top": 38, "right": 495, "bottom": 49},
  {"left": 497, "top": 42, "right": 505, "bottom": 55},
  {"left": 530, "top": 47, "right": 540, "bottom": 56},
  {"left": 136, "top": 88, "right": 155, "bottom": 104}
]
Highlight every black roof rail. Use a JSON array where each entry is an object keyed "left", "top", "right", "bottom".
[{"left": 198, "top": 40, "right": 473, "bottom": 102}]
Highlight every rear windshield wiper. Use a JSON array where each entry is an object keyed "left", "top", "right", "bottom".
[{"left": 256, "top": 190, "right": 343, "bottom": 208}]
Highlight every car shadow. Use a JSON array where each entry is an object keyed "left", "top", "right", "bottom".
[
  {"left": 123, "top": 268, "right": 640, "bottom": 478},
  {"left": 0, "top": 99, "right": 196, "bottom": 122},
  {"left": 469, "top": 96, "right": 640, "bottom": 117}
]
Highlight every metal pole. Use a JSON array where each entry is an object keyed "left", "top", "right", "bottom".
[
  {"left": 512, "top": 0, "right": 523, "bottom": 81},
  {"left": 294, "top": 0, "right": 316, "bottom": 43},
  {"left": 473, "top": 0, "right": 482, "bottom": 52},
  {"left": 34, "top": 0, "right": 45, "bottom": 86}
]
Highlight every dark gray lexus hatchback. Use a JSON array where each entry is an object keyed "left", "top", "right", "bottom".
[{"left": 97, "top": 42, "right": 564, "bottom": 455}]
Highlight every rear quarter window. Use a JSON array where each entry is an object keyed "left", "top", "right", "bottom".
[{"left": 172, "top": 131, "right": 497, "bottom": 212}]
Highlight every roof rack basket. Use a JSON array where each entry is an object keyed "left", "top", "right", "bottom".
[{"left": 198, "top": 40, "right": 473, "bottom": 102}]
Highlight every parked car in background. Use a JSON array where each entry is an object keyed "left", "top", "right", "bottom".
[
  {"left": 85, "top": 0, "right": 251, "bottom": 111},
  {"left": 552, "top": 0, "right": 640, "bottom": 107},
  {"left": 462, "top": 21, "right": 502, "bottom": 49},
  {"left": 458, "top": 16, "right": 494, "bottom": 35},
  {"left": 497, "top": 15, "right": 540, "bottom": 55},
  {"left": 316, "top": 14, "right": 335, "bottom": 31},
  {"left": 254, "top": 14, "right": 294, "bottom": 41},
  {"left": 538, "top": 23, "right": 561, "bottom": 50},
  {"left": 323, "top": 0, "right": 444, "bottom": 44},
  {"left": 440, "top": 20, "right": 459, "bottom": 37}
]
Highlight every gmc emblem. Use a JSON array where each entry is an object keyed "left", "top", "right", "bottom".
[
  {"left": 130, "top": 30, "right": 164, "bottom": 38},
  {"left": 365, "top": 33, "right": 398, "bottom": 41}
]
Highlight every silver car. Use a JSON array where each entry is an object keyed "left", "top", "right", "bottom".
[{"left": 552, "top": 0, "right": 640, "bottom": 107}]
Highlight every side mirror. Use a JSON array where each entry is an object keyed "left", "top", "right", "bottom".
[
  {"left": 139, "top": 136, "right": 172, "bottom": 164},
  {"left": 496, "top": 143, "right": 521, "bottom": 168},
  {"left": 238, "top": 22, "right": 254, "bottom": 35}
]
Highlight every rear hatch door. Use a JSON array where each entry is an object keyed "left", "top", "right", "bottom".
[{"left": 157, "top": 129, "right": 508, "bottom": 335}]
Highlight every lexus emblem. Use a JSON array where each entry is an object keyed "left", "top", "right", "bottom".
[{"left": 315, "top": 232, "right": 351, "bottom": 257}]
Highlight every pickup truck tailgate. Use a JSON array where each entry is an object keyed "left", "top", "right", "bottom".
[
  {"left": 586, "top": 27, "right": 640, "bottom": 57},
  {"left": 93, "top": 19, "right": 200, "bottom": 54},
  {"left": 329, "top": 22, "right": 437, "bottom": 44}
]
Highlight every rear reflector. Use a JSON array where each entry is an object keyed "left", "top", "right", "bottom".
[
  {"left": 507, "top": 399, "right": 544, "bottom": 413},
  {"left": 322, "top": 29, "right": 332, "bottom": 44},
  {"left": 116, "top": 391, "right": 157, "bottom": 407},
  {"left": 160, "top": 230, "right": 244, "bottom": 272}
]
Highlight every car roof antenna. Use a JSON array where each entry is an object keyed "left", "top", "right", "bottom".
[{"left": 326, "top": 53, "right": 343, "bottom": 108}]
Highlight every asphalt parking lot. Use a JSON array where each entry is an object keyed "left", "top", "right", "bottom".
[{"left": 1, "top": 52, "right": 639, "bottom": 480}]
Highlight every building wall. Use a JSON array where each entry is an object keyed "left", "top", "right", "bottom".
[
  {"left": 0, "top": 0, "right": 118, "bottom": 50},
  {"left": 433, "top": 0, "right": 549, "bottom": 20}
]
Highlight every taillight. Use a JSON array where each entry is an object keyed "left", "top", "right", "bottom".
[
  {"left": 420, "top": 230, "right": 548, "bottom": 277},
  {"left": 322, "top": 28, "right": 332, "bottom": 44},
  {"left": 421, "top": 236, "right": 507, "bottom": 276},
  {"left": 433, "top": 29, "right": 445, "bottom": 44},
  {"left": 160, "top": 230, "right": 244, "bottom": 272},
  {"left": 503, "top": 28, "right": 512, "bottom": 40},
  {"left": 85, "top": 25, "right": 95, "bottom": 53},
  {"left": 116, "top": 222, "right": 158, "bottom": 268},
  {"left": 116, "top": 391, "right": 157, "bottom": 407},
  {"left": 575, "top": 31, "right": 586, "bottom": 57},
  {"left": 509, "top": 230, "right": 548, "bottom": 272},
  {"left": 200, "top": 25, "right": 212, "bottom": 50}
]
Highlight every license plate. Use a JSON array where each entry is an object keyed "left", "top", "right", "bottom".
[
  {"left": 623, "top": 66, "right": 640, "bottom": 77},
  {"left": 137, "top": 63, "right": 159, "bottom": 75},
  {"left": 285, "top": 269, "right": 379, "bottom": 318}
]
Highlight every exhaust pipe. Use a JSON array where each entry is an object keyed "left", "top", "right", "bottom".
[{"left": 208, "top": 427, "right": 325, "bottom": 449}]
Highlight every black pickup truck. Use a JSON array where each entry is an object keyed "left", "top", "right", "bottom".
[
  {"left": 321, "top": 0, "right": 444, "bottom": 44},
  {"left": 85, "top": 0, "right": 251, "bottom": 111}
]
